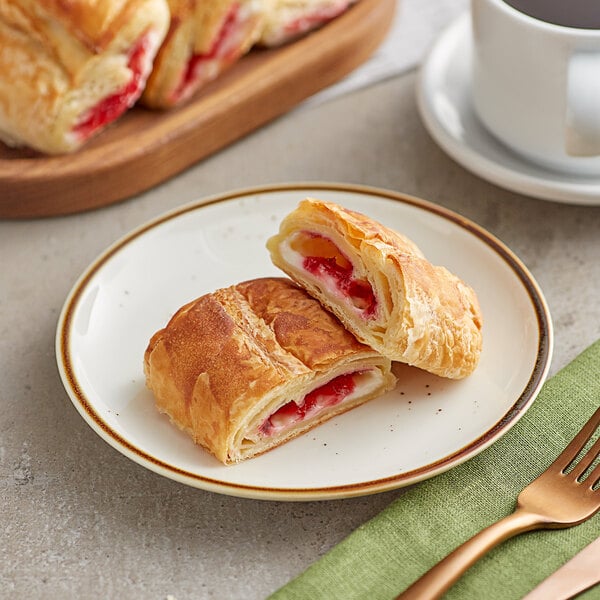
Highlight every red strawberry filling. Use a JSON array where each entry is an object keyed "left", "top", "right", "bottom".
[
  {"left": 259, "top": 372, "right": 358, "bottom": 437},
  {"left": 73, "top": 33, "right": 153, "bottom": 140},
  {"left": 292, "top": 232, "right": 377, "bottom": 316},
  {"left": 170, "top": 3, "right": 244, "bottom": 103}
]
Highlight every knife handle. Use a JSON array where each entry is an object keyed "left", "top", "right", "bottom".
[{"left": 396, "top": 509, "right": 545, "bottom": 600}]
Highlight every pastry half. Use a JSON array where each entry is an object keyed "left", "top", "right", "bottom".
[
  {"left": 267, "top": 199, "right": 483, "bottom": 379},
  {"left": 141, "top": 0, "right": 264, "bottom": 108},
  {"left": 258, "top": 0, "right": 356, "bottom": 47},
  {"left": 144, "top": 277, "right": 396, "bottom": 464},
  {"left": 0, "top": 0, "right": 169, "bottom": 154}
]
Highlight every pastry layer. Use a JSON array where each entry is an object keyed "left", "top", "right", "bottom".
[
  {"left": 144, "top": 277, "right": 396, "bottom": 464},
  {"left": 0, "top": 0, "right": 169, "bottom": 153},
  {"left": 267, "top": 199, "right": 483, "bottom": 379}
]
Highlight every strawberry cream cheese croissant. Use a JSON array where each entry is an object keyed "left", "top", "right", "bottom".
[
  {"left": 0, "top": 0, "right": 169, "bottom": 154},
  {"left": 267, "top": 199, "right": 483, "bottom": 379},
  {"left": 144, "top": 277, "right": 395, "bottom": 464},
  {"left": 141, "top": 0, "right": 264, "bottom": 108}
]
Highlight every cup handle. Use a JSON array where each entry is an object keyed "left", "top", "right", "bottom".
[{"left": 566, "top": 52, "right": 600, "bottom": 156}]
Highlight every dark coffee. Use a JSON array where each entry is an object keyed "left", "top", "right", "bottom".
[{"left": 503, "top": 0, "right": 600, "bottom": 29}]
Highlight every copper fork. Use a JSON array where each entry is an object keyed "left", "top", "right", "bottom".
[{"left": 397, "top": 405, "right": 600, "bottom": 600}]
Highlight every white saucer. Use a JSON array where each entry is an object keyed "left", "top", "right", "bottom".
[{"left": 417, "top": 13, "right": 600, "bottom": 206}]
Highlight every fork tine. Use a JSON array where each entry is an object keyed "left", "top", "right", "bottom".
[
  {"left": 549, "top": 406, "right": 600, "bottom": 473},
  {"left": 590, "top": 463, "right": 600, "bottom": 491},
  {"left": 570, "top": 435, "right": 600, "bottom": 480}
]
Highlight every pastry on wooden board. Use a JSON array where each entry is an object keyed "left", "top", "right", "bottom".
[
  {"left": 267, "top": 199, "right": 483, "bottom": 379},
  {"left": 141, "top": 0, "right": 264, "bottom": 108},
  {"left": 0, "top": 0, "right": 360, "bottom": 153},
  {"left": 0, "top": 0, "right": 169, "bottom": 154},
  {"left": 144, "top": 277, "right": 396, "bottom": 464}
]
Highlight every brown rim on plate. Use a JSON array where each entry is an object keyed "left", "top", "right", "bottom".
[{"left": 56, "top": 183, "right": 553, "bottom": 500}]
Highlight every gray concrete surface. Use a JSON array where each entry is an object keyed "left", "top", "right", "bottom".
[{"left": 1, "top": 71, "right": 599, "bottom": 599}]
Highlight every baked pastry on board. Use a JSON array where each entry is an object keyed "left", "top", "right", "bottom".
[
  {"left": 267, "top": 199, "right": 483, "bottom": 379},
  {"left": 141, "top": 0, "right": 264, "bottom": 108},
  {"left": 144, "top": 277, "right": 396, "bottom": 464},
  {"left": 0, "top": 0, "right": 169, "bottom": 154},
  {"left": 258, "top": 0, "right": 357, "bottom": 46}
]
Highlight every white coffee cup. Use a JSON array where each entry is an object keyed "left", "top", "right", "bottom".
[{"left": 471, "top": 0, "right": 600, "bottom": 175}]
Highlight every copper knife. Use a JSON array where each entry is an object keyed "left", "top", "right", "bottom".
[{"left": 522, "top": 537, "right": 600, "bottom": 600}]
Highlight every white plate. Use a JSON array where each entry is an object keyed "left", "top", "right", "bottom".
[
  {"left": 56, "top": 183, "right": 553, "bottom": 500},
  {"left": 417, "top": 13, "right": 600, "bottom": 206}
]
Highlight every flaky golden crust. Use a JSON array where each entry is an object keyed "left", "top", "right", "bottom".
[
  {"left": 267, "top": 199, "right": 483, "bottom": 379},
  {"left": 141, "top": 0, "right": 264, "bottom": 108},
  {"left": 0, "top": 0, "right": 169, "bottom": 153},
  {"left": 144, "top": 277, "right": 395, "bottom": 464}
]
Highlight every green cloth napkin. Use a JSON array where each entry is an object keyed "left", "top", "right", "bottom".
[{"left": 270, "top": 340, "right": 600, "bottom": 600}]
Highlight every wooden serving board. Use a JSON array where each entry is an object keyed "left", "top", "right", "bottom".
[{"left": 0, "top": 0, "right": 395, "bottom": 218}]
